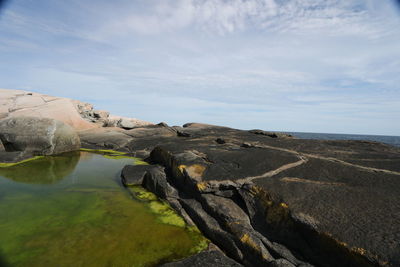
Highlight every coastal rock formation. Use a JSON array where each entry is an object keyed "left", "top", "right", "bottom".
[
  {"left": 1, "top": 89, "right": 400, "bottom": 266},
  {"left": 0, "top": 117, "right": 80, "bottom": 161},
  {"left": 0, "top": 88, "right": 153, "bottom": 131},
  {"left": 116, "top": 123, "right": 400, "bottom": 267}
]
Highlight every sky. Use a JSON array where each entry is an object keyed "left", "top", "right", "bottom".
[{"left": 0, "top": 0, "right": 399, "bottom": 135}]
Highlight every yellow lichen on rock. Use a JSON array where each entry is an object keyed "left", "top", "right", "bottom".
[
  {"left": 178, "top": 164, "right": 186, "bottom": 173},
  {"left": 240, "top": 233, "right": 256, "bottom": 248},
  {"left": 240, "top": 233, "right": 272, "bottom": 261},
  {"left": 352, "top": 247, "right": 367, "bottom": 255},
  {"left": 185, "top": 164, "right": 206, "bottom": 179},
  {"left": 178, "top": 164, "right": 206, "bottom": 180},
  {"left": 280, "top": 202, "right": 289, "bottom": 209},
  {"left": 240, "top": 233, "right": 261, "bottom": 252},
  {"left": 266, "top": 203, "right": 290, "bottom": 224},
  {"left": 0, "top": 156, "right": 44, "bottom": 168},
  {"left": 196, "top": 182, "right": 208, "bottom": 191}
]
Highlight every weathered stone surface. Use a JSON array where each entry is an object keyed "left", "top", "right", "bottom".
[
  {"left": 0, "top": 89, "right": 98, "bottom": 131},
  {"left": 0, "top": 88, "right": 153, "bottom": 132},
  {"left": 254, "top": 157, "right": 400, "bottom": 266},
  {"left": 127, "top": 124, "right": 400, "bottom": 267},
  {"left": 0, "top": 151, "right": 29, "bottom": 163},
  {"left": 160, "top": 250, "right": 243, "bottom": 267},
  {"left": 200, "top": 194, "right": 250, "bottom": 226},
  {"left": 141, "top": 166, "right": 178, "bottom": 199},
  {"left": 180, "top": 198, "right": 244, "bottom": 262},
  {"left": 249, "top": 129, "right": 293, "bottom": 139},
  {"left": 118, "top": 118, "right": 135, "bottom": 129},
  {"left": 121, "top": 165, "right": 158, "bottom": 186},
  {"left": 93, "top": 110, "right": 109, "bottom": 119},
  {"left": 157, "top": 122, "right": 169, "bottom": 127},
  {"left": 78, "top": 125, "right": 177, "bottom": 152},
  {"left": 0, "top": 117, "right": 80, "bottom": 159},
  {"left": 270, "top": 259, "right": 296, "bottom": 267},
  {"left": 78, "top": 127, "right": 132, "bottom": 151}
]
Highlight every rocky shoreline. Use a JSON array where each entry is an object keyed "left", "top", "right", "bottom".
[
  {"left": 1, "top": 89, "right": 400, "bottom": 266},
  {"left": 118, "top": 124, "right": 400, "bottom": 267}
]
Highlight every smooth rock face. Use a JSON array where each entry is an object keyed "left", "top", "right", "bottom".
[
  {"left": 118, "top": 118, "right": 135, "bottom": 129},
  {"left": 161, "top": 250, "right": 243, "bottom": 267},
  {"left": 121, "top": 165, "right": 157, "bottom": 186},
  {"left": 0, "top": 117, "right": 80, "bottom": 157},
  {"left": 93, "top": 110, "right": 109, "bottom": 119},
  {"left": 0, "top": 89, "right": 153, "bottom": 132},
  {"left": 0, "top": 89, "right": 97, "bottom": 131}
]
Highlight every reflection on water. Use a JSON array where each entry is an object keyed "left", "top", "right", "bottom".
[
  {"left": 0, "top": 250, "right": 9, "bottom": 267},
  {"left": 0, "top": 152, "right": 80, "bottom": 184},
  {"left": 0, "top": 152, "right": 207, "bottom": 267}
]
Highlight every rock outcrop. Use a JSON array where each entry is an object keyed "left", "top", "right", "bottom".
[
  {"left": 0, "top": 88, "right": 153, "bottom": 132},
  {"left": 115, "top": 123, "right": 400, "bottom": 267},
  {"left": 0, "top": 117, "right": 80, "bottom": 161},
  {"left": 2, "top": 89, "right": 400, "bottom": 266}
]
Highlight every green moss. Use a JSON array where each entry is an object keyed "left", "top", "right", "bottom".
[
  {"left": 148, "top": 201, "right": 186, "bottom": 228},
  {"left": 103, "top": 154, "right": 148, "bottom": 165},
  {"left": 189, "top": 235, "right": 210, "bottom": 254},
  {"left": 80, "top": 148, "right": 149, "bottom": 165},
  {"left": 0, "top": 156, "right": 44, "bottom": 168},
  {"left": 133, "top": 159, "right": 149, "bottom": 165},
  {"left": 128, "top": 186, "right": 193, "bottom": 229},
  {"left": 128, "top": 186, "right": 158, "bottom": 201},
  {"left": 80, "top": 148, "right": 127, "bottom": 155}
]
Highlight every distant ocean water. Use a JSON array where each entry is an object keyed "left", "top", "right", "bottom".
[{"left": 284, "top": 132, "right": 400, "bottom": 148}]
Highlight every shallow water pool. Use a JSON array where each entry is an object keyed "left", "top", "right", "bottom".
[{"left": 0, "top": 151, "right": 207, "bottom": 267}]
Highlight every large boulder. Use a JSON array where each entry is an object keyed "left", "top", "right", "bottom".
[
  {"left": 118, "top": 118, "right": 135, "bottom": 129},
  {"left": 0, "top": 117, "right": 81, "bottom": 157},
  {"left": 0, "top": 89, "right": 154, "bottom": 132},
  {"left": 0, "top": 89, "right": 98, "bottom": 131}
]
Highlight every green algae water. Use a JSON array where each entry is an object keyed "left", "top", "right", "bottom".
[{"left": 0, "top": 151, "right": 207, "bottom": 267}]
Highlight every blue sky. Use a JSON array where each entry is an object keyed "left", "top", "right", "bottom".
[{"left": 0, "top": 0, "right": 399, "bottom": 135}]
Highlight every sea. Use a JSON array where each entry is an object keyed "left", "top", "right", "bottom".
[{"left": 283, "top": 132, "right": 400, "bottom": 148}]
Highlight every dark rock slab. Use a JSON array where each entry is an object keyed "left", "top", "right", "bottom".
[
  {"left": 121, "top": 165, "right": 157, "bottom": 186},
  {"left": 0, "top": 151, "right": 31, "bottom": 164},
  {"left": 254, "top": 157, "right": 400, "bottom": 266},
  {"left": 141, "top": 165, "right": 178, "bottom": 199},
  {"left": 180, "top": 198, "right": 244, "bottom": 262},
  {"left": 79, "top": 128, "right": 132, "bottom": 151},
  {"left": 160, "top": 250, "right": 243, "bottom": 267},
  {"left": 249, "top": 129, "right": 293, "bottom": 139},
  {"left": 88, "top": 122, "right": 400, "bottom": 266}
]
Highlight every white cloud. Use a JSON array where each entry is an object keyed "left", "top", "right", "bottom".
[
  {"left": 91, "top": 0, "right": 398, "bottom": 38},
  {"left": 1, "top": 0, "right": 399, "bottom": 135}
]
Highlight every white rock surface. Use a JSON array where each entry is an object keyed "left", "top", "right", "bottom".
[{"left": 0, "top": 88, "right": 153, "bottom": 131}]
